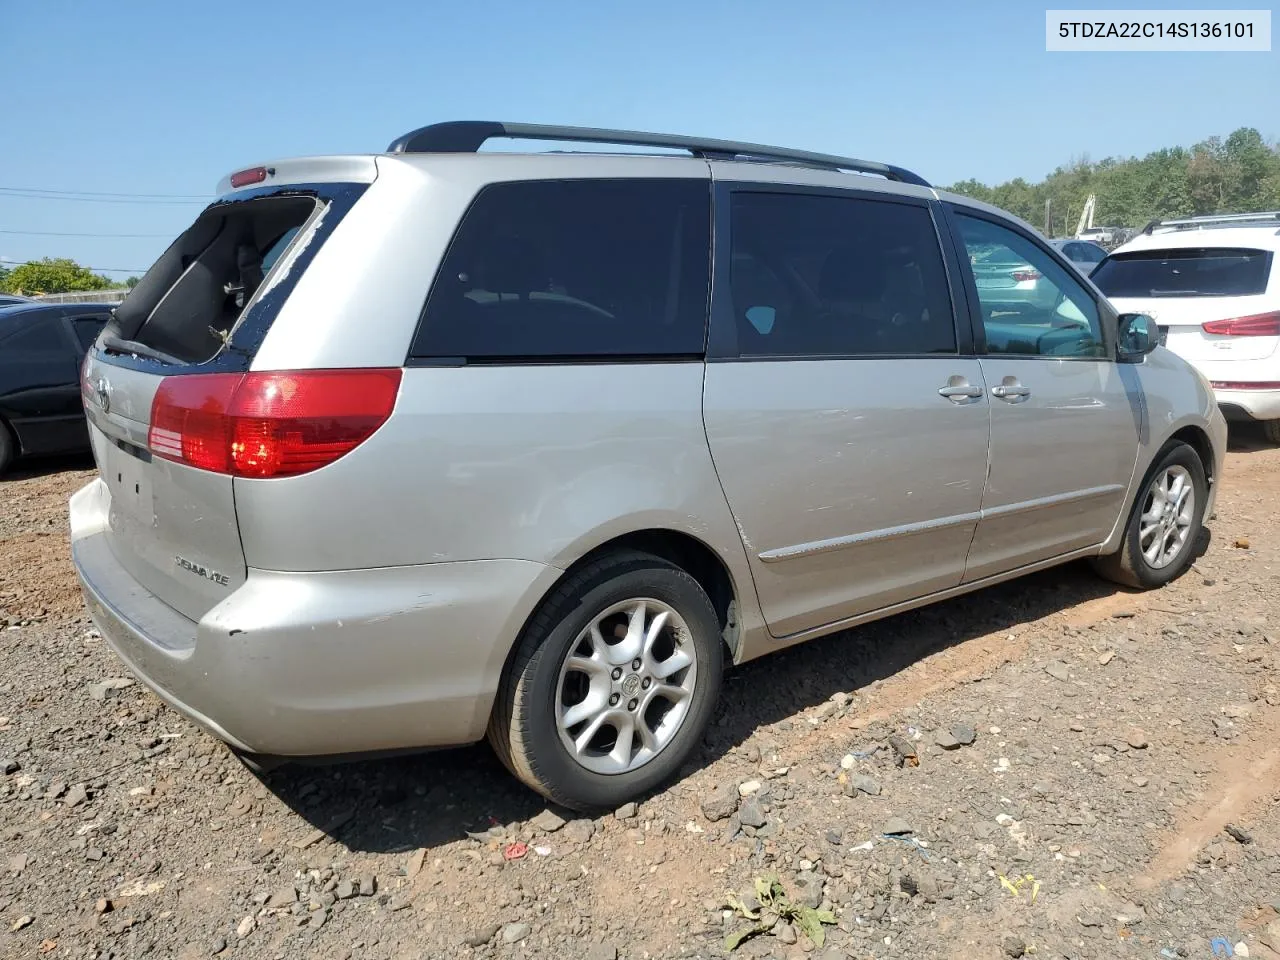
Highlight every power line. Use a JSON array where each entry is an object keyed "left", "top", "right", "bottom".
[
  {"left": 0, "top": 188, "right": 207, "bottom": 206},
  {"left": 0, "top": 185, "right": 209, "bottom": 200},
  {"left": 0, "top": 257, "right": 148, "bottom": 273},
  {"left": 0, "top": 229, "right": 173, "bottom": 238}
]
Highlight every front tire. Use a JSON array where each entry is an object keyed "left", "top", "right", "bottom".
[
  {"left": 488, "top": 550, "right": 723, "bottom": 811},
  {"left": 0, "top": 422, "right": 14, "bottom": 476},
  {"left": 1262, "top": 419, "right": 1280, "bottom": 445},
  {"left": 1092, "top": 440, "right": 1207, "bottom": 589}
]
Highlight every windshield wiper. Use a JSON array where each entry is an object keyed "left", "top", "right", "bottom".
[{"left": 100, "top": 334, "right": 186, "bottom": 366}]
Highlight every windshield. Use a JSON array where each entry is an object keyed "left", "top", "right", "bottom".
[{"left": 1093, "top": 247, "right": 1272, "bottom": 298}]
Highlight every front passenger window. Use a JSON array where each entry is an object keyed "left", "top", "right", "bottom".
[{"left": 957, "top": 215, "right": 1105, "bottom": 358}]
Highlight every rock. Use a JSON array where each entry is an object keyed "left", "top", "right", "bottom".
[
  {"left": 235, "top": 916, "right": 255, "bottom": 939},
  {"left": 210, "top": 936, "right": 227, "bottom": 955},
  {"left": 532, "top": 809, "right": 566, "bottom": 833},
  {"left": 1098, "top": 650, "right": 1115, "bottom": 665},
  {"left": 85, "top": 847, "right": 103, "bottom": 861},
  {"left": 268, "top": 886, "right": 297, "bottom": 908},
  {"left": 1044, "top": 660, "right": 1071, "bottom": 682},
  {"left": 336, "top": 878, "right": 357, "bottom": 899},
  {"left": 405, "top": 847, "right": 426, "bottom": 878},
  {"left": 94, "top": 898, "right": 112, "bottom": 914},
  {"left": 1260, "top": 919, "right": 1280, "bottom": 951},
  {"left": 308, "top": 908, "right": 327, "bottom": 930},
  {"left": 777, "top": 922, "right": 798, "bottom": 945},
  {"left": 795, "top": 874, "right": 824, "bottom": 909},
  {"left": 1132, "top": 776, "right": 1149, "bottom": 787},
  {"left": 563, "top": 819, "right": 595, "bottom": 845},
  {"left": 585, "top": 943, "right": 618, "bottom": 960},
  {"left": 358, "top": 874, "right": 376, "bottom": 897},
  {"left": 952, "top": 723, "right": 977, "bottom": 746},
  {"left": 843, "top": 774, "right": 881, "bottom": 798},
  {"left": 1225, "top": 823, "right": 1254, "bottom": 844},
  {"left": 10, "top": 853, "right": 28, "bottom": 874},
  {"left": 65, "top": 784, "right": 88, "bottom": 807},
  {"left": 701, "top": 784, "right": 739, "bottom": 822},
  {"left": 900, "top": 874, "right": 919, "bottom": 896},
  {"left": 738, "top": 779, "right": 762, "bottom": 797},
  {"left": 2, "top": 759, "right": 19, "bottom": 775},
  {"left": 501, "top": 922, "right": 532, "bottom": 944},
  {"left": 839, "top": 754, "right": 856, "bottom": 770},
  {"left": 87, "top": 677, "right": 135, "bottom": 701},
  {"left": 935, "top": 730, "right": 961, "bottom": 750},
  {"left": 613, "top": 802, "right": 638, "bottom": 820},
  {"left": 12, "top": 915, "right": 33, "bottom": 931},
  {"left": 737, "top": 797, "right": 766, "bottom": 829},
  {"left": 1126, "top": 728, "right": 1149, "bottom": 749},
  {"left": 883, "top": 816, "right": 913, "bottom": 836},
  {"left": 1001, "top": 933, "right": 1027, "bottom": 958},
  {"left": 888, "top": 735, "right": 918, "bottom": 766},
  {"left": 463, "top": 923, "right": 501, "bottom": 947}
]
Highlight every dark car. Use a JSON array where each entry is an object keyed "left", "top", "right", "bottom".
[
  {"left": 0, "top": 302, "right": 113, "bottom": 474},
  {"left": 0, "top": 294, "right": 36, "bottom": 308}
]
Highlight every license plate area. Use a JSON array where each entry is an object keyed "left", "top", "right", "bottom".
[{"left": 104, "top": 439, "right": 155, "bottom": 526}]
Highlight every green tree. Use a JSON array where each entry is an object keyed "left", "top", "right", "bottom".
[
  {"left": 0, "top": 258, "right": 113, "bottom": 295},
  {"left": 945, "top": 127, "right": 1280, "bottom": 233},
  {"left": 125, "top": 275, "right": 141, "bottom": 289}
]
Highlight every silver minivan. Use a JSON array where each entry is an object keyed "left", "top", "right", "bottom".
[{"left": 71, "top": 122, "right": 1226, "bottom": 810}]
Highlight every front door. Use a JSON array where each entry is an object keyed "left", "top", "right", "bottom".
[
  {"left": 949, "top": 210, "right": 1140, "bottom": 581},
  {"left": 702, "top": 185, "right": 991, "bottom": 638}
]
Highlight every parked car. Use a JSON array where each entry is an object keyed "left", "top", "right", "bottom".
[
  {"left": 1092, "top": 212, "right": 1280, "bottom": 442},
  {"left": 0, "top": 293, "right": 36, "bottom": 308},
  {"left": 71, "top": 122, "right": 1226, "bottom": 810},
  {"left": 0, "top": 301, "right": 112, "bottom": 474},
  {"left": 1049, "top": 237, "right": 1109, "bottom": 275}
]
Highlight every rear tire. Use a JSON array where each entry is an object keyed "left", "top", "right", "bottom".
[
  {"left": 1092, "top": 440, "right": 1207, "bottom": 589},
  {"left": 1263, "top": 419, "right": 1280, "bottom": 445},
  {"left": 0, "top": 422, "right": 14, "bottom": 476},
  {"left": 488, "top": 550, "right": 723, "bottom": 812}
]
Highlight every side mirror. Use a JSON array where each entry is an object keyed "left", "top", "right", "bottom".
[{"left": 1117, "top": 312, "right": 1158, "bottom": 362}]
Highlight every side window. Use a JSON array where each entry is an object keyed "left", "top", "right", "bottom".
[
  {"left": 0, "top": 317, "right": 67, "bottom": 355},
  {"left": 72, "top": 316, "right": 108, "bottom": 351},
  {"left": 413, "top": 179, "right": 710, "bottom": 359},
  {"left": 1079, "top": 243, "right": 1107, "bottom": 264},
  {"left": 729, "top": 192, "right": 956, "bottom": 357},
  {"left": 956, "top": 215, "right": 1106, "bottom": 358}
]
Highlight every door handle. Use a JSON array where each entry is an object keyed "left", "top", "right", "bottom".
[
  {"left": 938, "top": 381, "right": 984, "bottom": 402},
  {"left": 991, "top": 383, "right": 1031, "bottom": 401}
]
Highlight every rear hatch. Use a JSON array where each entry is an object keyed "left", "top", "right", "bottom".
[
  {"left": 81, "top": 174, "right": 366, "bottom": 621},
  {"left": 1093, "top": 246, "right": 1278, "bottom": 363}
]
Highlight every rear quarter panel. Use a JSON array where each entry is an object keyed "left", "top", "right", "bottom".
[{"left": 233, "top": 364, "right": 766, "bottom": 650}]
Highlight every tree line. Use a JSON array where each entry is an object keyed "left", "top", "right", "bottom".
[
  {"left": 0, "top": 259, "right": 139, "bottom": 296},
  {"left": 946, "top": 127, "right": 1280, "bottom": 236}
]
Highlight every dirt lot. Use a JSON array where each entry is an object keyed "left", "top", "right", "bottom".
[{"left": 2, "top": 432, "right": 1279, "bottom": 960}]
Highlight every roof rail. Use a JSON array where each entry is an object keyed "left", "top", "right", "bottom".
[
  {"left": 1143, "top": 210, "right": 1280, "bottom": 234},
  {"left": 385, "top": 121, "right": 931, "bottom": 187}
]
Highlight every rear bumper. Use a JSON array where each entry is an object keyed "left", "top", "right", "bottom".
[
  {"left": 1215, "top": 388, "right": 1280, "bottom": 422},
  {"left": 70, "top": 479, "right": 559, "bottom": 757}
]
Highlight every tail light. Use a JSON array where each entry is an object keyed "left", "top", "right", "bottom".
[
  {"left": 80, "top": 353, "right": 93, "bottom": 405},
  {"left": 1210, "top": 381, "right": 1280, "bottom": 391},
  {"left": 148, "top": 369, "right": 402, "bottom": 478},
  {"left": 1201, "top": 311, "right": 1280, "bottom": 337},
  {"left": 1011, "top": 269, "right": 1042, "bottom": 282}
]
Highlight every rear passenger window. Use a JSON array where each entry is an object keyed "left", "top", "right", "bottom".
[
  {"left": 73, "top": 316, "right": 108, "bottom": 351},
  {"left": 1, "top": 317, "right": 66, "bottom": 354},
  {"left": 728, "top": 192, "right": 956, "bottom": 357},
  {"left": 413, "top": 180, "right": 711, "bottom": 360}
]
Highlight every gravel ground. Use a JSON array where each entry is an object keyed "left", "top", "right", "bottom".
[{"left": 2, "top": 431, "right": 1279, "bottom": 960}]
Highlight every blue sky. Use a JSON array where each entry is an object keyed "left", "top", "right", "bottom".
[{"left": 1, "top": 0, "right": 1276, "bottom": 279}]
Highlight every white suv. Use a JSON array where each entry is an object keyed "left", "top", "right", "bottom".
[{"left": 1093, "top": 212, "right": 1280, "bottom": 441}]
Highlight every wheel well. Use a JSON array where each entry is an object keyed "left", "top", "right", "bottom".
[
  {"left": 565, "top": 530, "right": 741, "bottom": 659},
  {"left": 1170, "top": 425, "right": 1214, "bottom": 484}
]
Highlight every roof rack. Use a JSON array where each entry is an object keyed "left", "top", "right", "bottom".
[
  {"left": 385, "top": 121, "right": 931, "bottom": 188},
  {"left": 1143, "top": 211, "right": 1280, "bottom": 234}
]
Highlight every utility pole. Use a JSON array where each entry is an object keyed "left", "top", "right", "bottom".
[{"left": 1045, "top": 198, "right": 1052, "bottom": 235}]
